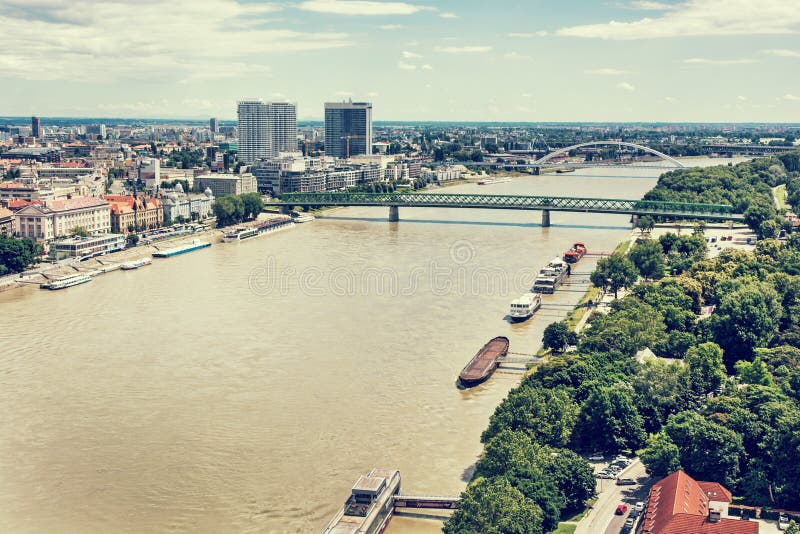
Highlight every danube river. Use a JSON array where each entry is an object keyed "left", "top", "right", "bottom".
[{"left": 0, "top": 159, "right": 732, "bottom": 533}]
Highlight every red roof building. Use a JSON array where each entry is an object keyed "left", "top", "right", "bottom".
[
  {"left": 642, "top": 470, "right": 757, "bottom": 534},
  {"left": 102, "top": 195, "right": 163, "bottom": 234}
]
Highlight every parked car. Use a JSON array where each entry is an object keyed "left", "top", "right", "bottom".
[
  {"left": 624, "top": 517, "right": 636, "bottom": 527},
  {"left": 616, "top": 504, "right": 628, "bottom": 515},
  {"left": 616, "top": 478, "right": 637, "bottom": 486},
  {"left": 778, "top": 513, "right": 790, "bottom": 530},
  {"left": 635, "top": 501, "right": 645, "bottom": 513},
  {"left": 597, "top": 472, "right": 615, "bottom": 479},
  {"left": 588, "top": 454, "right": 604, "bottom": 461}
]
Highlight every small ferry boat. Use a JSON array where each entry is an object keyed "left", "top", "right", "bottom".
[
  {"left": 509, "top": 293, "right": 542, "bottom": 322},
  {"left": 152, "top": 241, "right": 211, "bottom": 258},
  {"left": 563, "top": 242, "right": 587, "bottom": 263},
  {"left": 224, "top": 217, "right": 295, "bottom": 242},
  {"left": 532, "top": 257, "right": 570, "bottom": 294},
  {"left": 556, "top": 168, "right": 576, "bottom": 174},
  {"left": 458, "top": 336, "right": 510, "bottom": 388},
  {"left": 477, "top": 177, "right": 511, "bottom": 185},
  {"left": 41, "top": 273, "right": 92, "bottom": 290},
  {"left": 323, "top": 468, "right": 401, "bottom": 534},
  {"left": 120, "top": 257, "right": 152, "bottom": 270},
  {"left": 291, "top": 213, "right": 315, "bottom": 223}
]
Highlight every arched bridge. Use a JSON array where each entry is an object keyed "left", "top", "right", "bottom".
[
  {"left": 275, "top": 192, "right": 742, "bottom": 227},
  {"left": 533, "top": 141, "right": 685, "bottom": 168}
]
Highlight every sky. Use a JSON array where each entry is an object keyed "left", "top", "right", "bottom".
[{"left": 1, "top": 0, "right": 799, "bottom": 122}]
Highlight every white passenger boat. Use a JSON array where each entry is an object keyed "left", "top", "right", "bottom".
[
  {"left": 120, "top": 258, "right": 152, "bottom": 270},
  {"left": 42, "top": 273, "right": 92, "bottom": 290},
  {"left": 224, "top": 217, "right": 295, "bottom": 242},
  {"left": 509, "top": 293, "right": 542, "bottom": 322},
  {"left": 478, "top": 177, "right": 511, "bottom": 185},
  {"left": 323, "top": 469, "right": 401, "bottom": 534},
  {"left": 291, "top": 213, "right": 315, "bottom": 223}
]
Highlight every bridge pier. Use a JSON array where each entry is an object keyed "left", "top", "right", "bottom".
[
  {"left": 541, "top": 209, "right": 551, "bottom": 228},
  {"left": 532, "top": 166, "right": 540, "bottom": 175},
  {"left": 631, "top": 214, "right": 639, "bottom": 229},
  {"left": 389, "top": 205, "right": 399, "bottom": 222},
  {"left": 280, "top": 205, "right": 292, "bottom": 215}
]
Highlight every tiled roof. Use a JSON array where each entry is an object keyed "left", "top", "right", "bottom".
[
  {"left": 642, "top": 470, "right": 754, "bottom": 534},
  {"left": 49, "top": 197, "right": 109, "bottom": 212},
  {"left": 698, "top": 482, "right": 733, "bottom": 503},
  {"left": 656, "top": 514, "right": 758, "bottom": 534}
]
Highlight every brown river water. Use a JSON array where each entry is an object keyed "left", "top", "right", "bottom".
[{"left": 0, "top": 159, "right": 732, "bottom": 533}]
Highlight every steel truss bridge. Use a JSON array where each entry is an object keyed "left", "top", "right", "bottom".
[{"left": 275, "top": 192, "right": 743, "bottom": 227}]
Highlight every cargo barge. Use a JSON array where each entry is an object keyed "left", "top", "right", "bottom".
[
  {"left": 563, "top": 242, "right": 587, "bottom": 263},
  {"left": 152, "top": 241, "right": 211, "bottom": 258},
  {"left": 323, "top": 468, "right": 401, "bottom": 534},
  {"left": 458, "top": 336, "right": 510, "bottom": 388}
]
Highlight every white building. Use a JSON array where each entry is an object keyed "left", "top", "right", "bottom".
[
  {"left": 267, "top": 102, "right": 297, "bottom": 155},
  {"left": 195, "top": 173, "right": 257, "bottom": 197},
  {"left": 238, "top": 99, "right": 270, "bottom": 164},
  {"left": 14, "top": 197, "right": 111, "bottom": 242},
  {"left": 49, "top": 233, "right": 125, "bottom": 259},
  {"left": 161, "top": 186, "right": 215, "bottom": 222},
  {"left": 139, "top": 158, "right": 161, "bottom": 190}
]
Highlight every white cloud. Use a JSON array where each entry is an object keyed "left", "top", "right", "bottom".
[
  {"left": 435, "top": 45, "right": 492, "bottom": 53},
  {"left": 664, "top": 96, "right": 678, "bottom": 102},
  {"left": 557, "top": 0, "right": 800, "bottom": 40},
  {"left": 397, "top": 61, "right": 417, "bottom": 70},
  {"left": 402, "top": 50, "right": 422, "bottom": 58},
  {"left": 508, "top": 31, "right": 548, "bottom": 37},
  {"left": 298, "top": 0, "right": 433, "bottom": 16},
  {"left": 521, "top": 93, "right": 532, "bottom": 98},
  {"left": 421, "top": 64, "right": 433, "bottom": 70},
  {"left": 762, "top": 49, "right": 800, "bottom": 57},
  {"left": 737, "top": 95, "right": 748, "bottom": 101},
  {"left": 379, "top": 24, "right": 404, "bottom": 30},
  {"left": 439, "top": 12, "right": 458, "bottom": 18},
  {"left": 784, "top": 94, "right": 800, "bottom": 101},
  {"left": 629, "top": 1, "right": 676, "bottom": 9},
  {"left": 0, "top": 0, "right": 349, "bottom": 82},
  {"left": 504, "top": 51, "right": 530, "bottom": 60},
  {"left": 617, "top": 82, "right": 636, "bottom": 91},
  {"left": 335, "top": 90, "right": 353, "bottom": 96},
  {"left": 367, "top": 91, "right": 380, "bottom": 97},
  {"left": 684, "top": 57, "right": 757, "bottom": 65},
  {"left": 585, "top": 68, "right": 627, "bottom": 75}
]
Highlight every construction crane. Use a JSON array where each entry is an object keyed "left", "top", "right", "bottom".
[{"left": 340, "top": 135, "right": 366, "bottom": 159}]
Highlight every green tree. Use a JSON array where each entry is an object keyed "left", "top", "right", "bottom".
[
  {"left": 476, "top": 430, "right": 537, "bottom": 478},
  {"left": 663, "top": 411, "right": 744, "bottom": 488},
  {"left": 546, "top": 449, "right": 596, "bottom": 513},
  {"left": 711, "top": 283, "right": 782, "bottom": 366},
  {"left": 636, "top": 215, "right": 655, "bottom": 235},
  {"left": 241, "top": 192, "right": 264, "bottom": 220},
  {"left": 125, "top": 234, "right": 139, "bottom": 247},
  {"left": 760, "top": 219, "right": 780, "bottom": 239},
  {"left": 443, "top": 477, "right": 544, "bottom": 534},
  {"left": 0, "top": 235, "right": 43, "bottom": 275},
  {"left": 542, "top": 321, "right": 574, "bottom": 353},
  {"left": 641, "top": 431, "right": 682, "bottom": 478},
  {"left": 572, "top": 386, "right": 645, "bottom": 454},
  {"left": 590, "top": 253, "right": 638, "bottom": 298},
  {"left": 630, "top": 239, "right": 665, "bottom": 281},
  {"left": 685, "top": 342, "right": 727, "bottom": 396},
  {"left": 744, "top": 200, "right": 777, "bottom": 235},
  {"left": 734, "top": 356, "right": 774, "bottom": 386},
  {"left": 70, "top": 226, "right": 90, "bottom": 237}
]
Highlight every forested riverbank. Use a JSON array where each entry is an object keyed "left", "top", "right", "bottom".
[{"left": 445, "top": 153, "right": 800, "bottom": 534}]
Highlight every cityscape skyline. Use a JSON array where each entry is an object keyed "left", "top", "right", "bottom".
[{"left": 1, "top": 0, "right": 799, "bottom": 122}]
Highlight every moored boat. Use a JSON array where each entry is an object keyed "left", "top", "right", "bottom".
[
  {"left": 323, "top": 468, "right": 401, "bottom": 534},
  {"left": 224, "top": 217, "right": 295, "bottom": 242},
  {"left": 120, "top": 257, "right": 152, "bottom": 270},
  {"left": 152, "top": 241, "right": 211, "bottom": 258},
  {"left": 563, "top": 242, "right": 587, "bottom": 263},
  {"left": 458, "top": 336, "right": 510, "bottom": 388},
  {"left": 477, "top": 177, "right": 511, "bottom": 185},
  {"left": 509, "top": 293, "right": 542, "bottom": 322},
  {"left": 41, "top": 273, "right": 92, "bottom": 290},
  {"left": 532, "top": 257, "right": 570, "bottom": 294},
  {"left": 291, "top": 213, "right": 315, "bottom": 223}
]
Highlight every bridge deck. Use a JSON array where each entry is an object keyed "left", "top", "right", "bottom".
[
  {"left": 393, "top": 495, "right": 460, "bottom": 509},
  {"left": 275, "top": 192, "right": 743, "bottom": 221}
]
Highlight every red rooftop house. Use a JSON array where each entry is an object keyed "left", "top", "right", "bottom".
[{"left": 641, "top": 470, "right": 757, "bottom": 534}]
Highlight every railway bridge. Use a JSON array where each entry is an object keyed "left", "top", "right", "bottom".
[{"left": 274, "top": 192, "right": 743, "bottom": 227}]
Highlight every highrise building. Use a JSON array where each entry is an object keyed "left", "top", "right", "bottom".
[
  {"left": 31, "top": 116, "right": 41, "bottom": 138},
  {"left": 324, "top": 100, "right": 373, "bottom": 159},
  {"left": 210, "top": 117, "right": 218, "bottom": 134},
  {"left": 267, "top": 102, "right": 297, "bottom": 155},
  {"left": 237, "top": 99, "right": 269, "bottom": 164}
]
